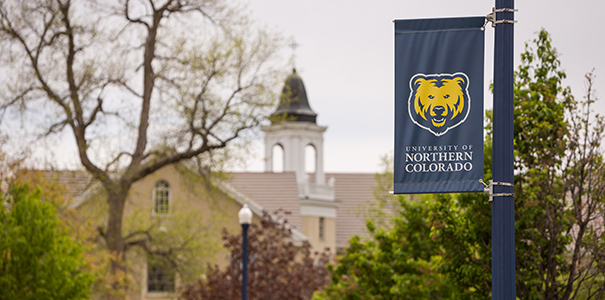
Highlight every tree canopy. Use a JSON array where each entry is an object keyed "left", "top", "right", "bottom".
[{"left": 0, "top": 184, "right": 93, "bottom": 300}]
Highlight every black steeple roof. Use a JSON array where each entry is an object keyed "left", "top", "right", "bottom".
[{"left": 272, "top": 68, "right": 317, "bottom": 124}]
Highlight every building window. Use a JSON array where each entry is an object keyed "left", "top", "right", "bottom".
[
  {"left": 153, "top": 181, "right": 170, "bottom": 214},
  {"left": 147, "top": 257, "right": 175, "bottom": 293},
  {"left": 305, "top": 144, "right": 317, "bottom": 174},
  {"left": 272, "top": 144, "right": 284, "bottom": 172},
  {"left": 319, "top": 217, "right": 325, "bottom": 240}
]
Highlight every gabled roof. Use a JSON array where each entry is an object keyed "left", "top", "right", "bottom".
[
  {"left": 227, "top": 172, "right": 303, "bottom": 231},
  {"left": 43, "top": 170, "right": 93, "bottom": 199},
  {"left": 325, "top": 173, "right": 377, "bottom": 248},
  {"left": 231, "top": 172, "right": 379, "bottom": 249}
]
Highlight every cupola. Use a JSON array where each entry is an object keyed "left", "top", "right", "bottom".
[{"left": 272, "top": 69, "right": 317, "bottom": 124}]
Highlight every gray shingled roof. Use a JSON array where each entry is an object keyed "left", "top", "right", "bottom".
[
  {"left": 324, "top": 173, "right": 377, "bottom": 248},
  {"left": 232, "top": 172, "right": 379, "bottom": 249},
  {"left": 228, "top": 172, "right": 303, "bottom": 231},
  {"left": 42, "top": 170, "right": 94, "bottom": 199}
]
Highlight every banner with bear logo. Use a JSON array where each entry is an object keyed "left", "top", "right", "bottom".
[{"left": 394, "top": 17, "right": 485, "bottom": 194}]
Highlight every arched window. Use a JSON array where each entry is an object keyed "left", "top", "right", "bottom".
[
  {"left": 272, "top": 144, "right": 284, "bottom": 173},
  {"left": 153, "top": 181, "right": 170, "bottom": 214},
  {"left": 305, "top": 144, "right": 317, "bottom": 174}
]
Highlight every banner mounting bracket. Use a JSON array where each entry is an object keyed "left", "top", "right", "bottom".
[
  {"left": 480, "top": 179, "right": 514, "bottom": 202},
  {"left": 481, "top": 7, "right": 518, "bottom": 31}
]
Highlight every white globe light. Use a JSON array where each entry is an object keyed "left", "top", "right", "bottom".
[{"left": 238, "top": 204, "right": 253, "bottom": 225}]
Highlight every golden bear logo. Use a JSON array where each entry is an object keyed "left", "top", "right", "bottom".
[{"left": 408, "top": 72, "right": 471, "bottom": 136}]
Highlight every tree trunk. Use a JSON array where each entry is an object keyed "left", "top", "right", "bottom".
[{"left": 105, "top": 184, "right": 130, "bottom": 300}]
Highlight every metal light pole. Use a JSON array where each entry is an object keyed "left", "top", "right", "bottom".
[
  {"left": 492, "top": 0, "right": 516, "bottom": 298},
  {"left": 238, "top": 204, "right": 252, "bottom": 300}
]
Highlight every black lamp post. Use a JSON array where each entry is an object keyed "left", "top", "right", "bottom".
[{"left": 238, "top": 204, "right": 252, "bottom": 300}]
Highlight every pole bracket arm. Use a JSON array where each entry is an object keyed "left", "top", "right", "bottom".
[
  {"left": 481, "top": 7, "right": 518, "bottom": 31},
  {"left": 480, "top": 179, "right": 514, "bottom": 202}
]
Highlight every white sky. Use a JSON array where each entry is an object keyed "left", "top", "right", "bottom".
[
  {"left": 235, "top": 0, "right": 605, "bottom": 173},
  {"left": 25, "top": 0, "right": 604, "bottom": 173}
]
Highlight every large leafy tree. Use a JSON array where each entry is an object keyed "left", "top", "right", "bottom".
[
  {"left": 0, "top": 0, "right": 284, "bottom": 292},
  {"left": 0, "top": 184, "right": 93, "bottom": 300},
  {"left": 317, "top": 29, "right": 605, "bottom": 300},
  {"left": 512, "top": 30, "right": 605, "bottom": 300},
  {"left": 512, "top": 28, "right": 574, "bottom": 299}
]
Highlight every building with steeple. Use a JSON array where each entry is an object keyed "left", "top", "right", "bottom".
[
  {"left": 228, "top": 68, "right": 376, "bottom": 253},
  {"left": 260, "top": 68, "right": 337, "bottom": 251},
  {"left": 49, "top": 68, "right": 378, "bottom": 300}
]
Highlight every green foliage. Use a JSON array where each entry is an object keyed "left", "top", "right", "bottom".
[
  {"left": 428, "top": 193, "right": 492, "bottom": 299},
  {"left": 0, "top": 184, "right": 93, "bottom": 300},
  {"left": 315, "top": 196, "right": 455, "bottom": 300},
  {"left": 124, "top": 200, "right": 220, "bottom": 285},
  {"left": 512, "top": 29, "right": 605, "bottom": 300},
  {"left": 514, "top": 29, "right": 574, "bottom": 170},
  {"left": 425, "top": 122, "right": 494, "bottom": 299}
]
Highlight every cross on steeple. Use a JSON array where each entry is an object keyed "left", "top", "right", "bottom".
[
  {"left": 289, "top": 39, "right": 299, "bottom": 51},
  {"left": 288, "top": 39, "right": 300, "bottom": 68}
]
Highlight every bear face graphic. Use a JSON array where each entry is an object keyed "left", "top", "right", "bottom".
[{"left": 408, "top": 73, "right": 470, "bottom": 136}]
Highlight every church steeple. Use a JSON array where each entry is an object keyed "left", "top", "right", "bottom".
[
  {"left": 263, "top": 68, "right": 327, "bottom": 186},
  {"left": 262, "top": 67, "right": 336, "bottom": 254},
  {"left": 272, "top": 69, "right": 317, "bottom": 124}
]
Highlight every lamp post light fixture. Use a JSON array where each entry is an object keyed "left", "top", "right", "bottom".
[{"left": 238, "top": 204, "right": 252, "bottom": 300}]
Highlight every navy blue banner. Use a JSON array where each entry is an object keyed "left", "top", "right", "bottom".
[{"left": 394, "top": 17, "right": 485, "bottom": 194}]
